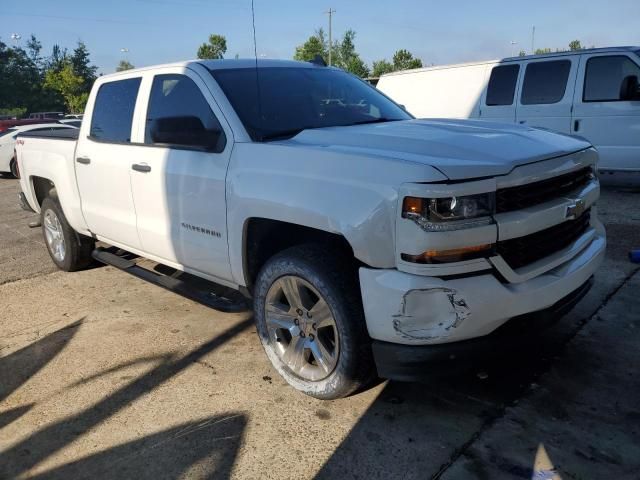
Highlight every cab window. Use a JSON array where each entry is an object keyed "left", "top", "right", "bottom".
[
  {"left": 145, "top": 74, "right": 226, "bottom": 152},
  {"left": 90, "top": 78, "right": 141, "bottom": 143}
]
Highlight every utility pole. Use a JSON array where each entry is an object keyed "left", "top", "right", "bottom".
[
  {"left": 531, "top": 26, "right": 535, "bottom": 55},
  {"left": 325, "top": 8, "right": 336, "bottom": 65}
]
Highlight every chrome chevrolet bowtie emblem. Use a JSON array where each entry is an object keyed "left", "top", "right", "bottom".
[{"left": 566, "top": 199, "right": 586, "bottom": 219}]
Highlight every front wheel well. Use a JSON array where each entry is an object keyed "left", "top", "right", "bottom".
[
  {"left": 31, "top": 176, "right": 56, "bottom": 207},
  {"left": 243, "top": 218, "right": 357, "bottom": 292}
]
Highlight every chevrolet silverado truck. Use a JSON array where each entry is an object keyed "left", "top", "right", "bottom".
[{"left": 16, "top": 59, "right": 605, "bottom": 399}]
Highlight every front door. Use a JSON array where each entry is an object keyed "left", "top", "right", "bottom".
[
  {"left": 572, "top": 53, "right": 640, "bottom": 171},
  {"left": 128, "top": 67, "right": 233, "bottom": 282},
  {"left": 75, "top": 76, "right": 143, "bottom": 249},
  {"left": 515, "top": 56, "right": 579, "bottom": 134}
]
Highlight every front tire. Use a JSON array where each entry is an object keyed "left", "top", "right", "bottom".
[
  {"left": 254, "top": 244, "right": 375, "bottom": 399},
  {"left": 41, "top": 195, "right": 94, "bottom": 271}
]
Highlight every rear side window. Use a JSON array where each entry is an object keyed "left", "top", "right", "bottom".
[
  {"left": 521, "top": 60, "right": 571, "bottom": 105},
  {"left": 486, "top": 64, "right": 520, "bottom": 106},
  {"left": 90, "top": 78, "right": 141, "bottom": 142},
  {"left": 584, "top": 55, "right": 640, "bottom": 102},
  {"left": 145, "top": 74, "right": 226, "bottom": 152}
]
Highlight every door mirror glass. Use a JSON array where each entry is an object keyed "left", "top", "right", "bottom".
[
  {"left": 620, "top": 75, "right": 640, "bottom": 101},
  {"left": 150, "top": 116, "right": 222, "bottom": 150}
]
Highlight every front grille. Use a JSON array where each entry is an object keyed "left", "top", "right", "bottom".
[
  {"left": 496, "top": 167, "right": 593, "bottom": 213},
  {"left": 497, "top": 209, "right": 591, "bottom": 269}
]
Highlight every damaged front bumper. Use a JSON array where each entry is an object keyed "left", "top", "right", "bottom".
[
  {"left": 371, "top": 276, "right": 594, "bottom": 381},
  {"left": 359, "top": 224, "right": 605, "bottom": 377}
]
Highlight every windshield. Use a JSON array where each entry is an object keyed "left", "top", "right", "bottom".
[{"left": 210, "top": 67, "right": 412, "bottom": 141}]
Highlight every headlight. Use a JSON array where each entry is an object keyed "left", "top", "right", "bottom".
[{"left": 402, "top": 193, "right": 495, "bottom": 231}]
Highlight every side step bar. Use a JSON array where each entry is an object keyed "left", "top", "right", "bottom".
[{"left": 92, "top": 248, "right": 248, "bottom": 313}]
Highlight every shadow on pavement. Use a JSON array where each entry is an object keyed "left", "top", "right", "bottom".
[
  {"left": 27, "top": 413, "right": 247, "bottom": 479},
  {"left": 315, "top": 331, "right": 580, "bottom": 480},
  {"left": 0, "top": 319, "right": 84, "bottom": 403},
  {"left": 0, "top": 317, "right": 253, "bottom": 479}
]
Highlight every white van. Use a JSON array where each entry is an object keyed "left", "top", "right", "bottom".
[{"left": 377, "top": 46, "right": 640, "bottom": 174}]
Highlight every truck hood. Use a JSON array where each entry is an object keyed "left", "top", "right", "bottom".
[{"left": 286, "top": 119, "right": 591, "bottom": 180}]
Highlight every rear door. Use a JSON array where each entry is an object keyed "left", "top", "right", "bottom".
[
  {"left": 128, "top": 66, "right": 234, "bottom": 281},
  {"left": 75, "top": 75, "right": 143, "bottom": 249},
  {"left": 572, "top": 52, "right": 640, "bottom": 171},
  {"left": 479, "top": 63, "right": 520, "bottom": 123},
  {"left": 515, "top": 56, "right": 579, "bottom": 134}
]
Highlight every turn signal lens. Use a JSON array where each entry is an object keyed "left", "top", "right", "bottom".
[{"left": 401, "top": 244, "right": 493, "bottom": 264}]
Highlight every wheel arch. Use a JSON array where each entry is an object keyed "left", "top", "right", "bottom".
[{"left": 241, "top": 217, "right": 358, "bottom": 293}]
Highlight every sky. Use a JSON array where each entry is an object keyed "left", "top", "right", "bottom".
[{"left": 3, "top": 0, "right": 639, "bottom": 74}]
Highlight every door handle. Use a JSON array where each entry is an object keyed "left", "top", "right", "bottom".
[
  {"left": 519, "top": 120, "right": 527, "bottom": 124},
  {"left": 76, "top": 156, "right": 91, "bottom": 164},
  {"left": 574, "top": 119, "right": 581, "bottom": 132},
  {"left": 131, "top": 163, "right": 151, "bottom": 173}
]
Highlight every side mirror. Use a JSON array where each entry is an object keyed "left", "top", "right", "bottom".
[
  {"left": 620, "top": 75, "right": 640, "bottom": 101},
  {"left": 150, "top": 116, "right": 222, "bottom": 150}
]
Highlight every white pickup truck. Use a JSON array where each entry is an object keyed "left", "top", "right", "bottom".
[{"left": 16, "top": 59, "right": 605, "bottom": 399}]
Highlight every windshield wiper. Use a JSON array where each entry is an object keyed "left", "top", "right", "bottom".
[
  {"left": 260, "top": 127, "right": 316, "bottom": 142},
  {"left": 348, "top": 117, "right": 403, "bottom": 126}
]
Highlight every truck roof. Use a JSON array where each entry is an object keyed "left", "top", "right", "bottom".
[
  {"left": 380, "top": 45, "right": 640, "bottom": 78},
  {"left": 103, "top": 58, "right": 331, "bottom": 80}
]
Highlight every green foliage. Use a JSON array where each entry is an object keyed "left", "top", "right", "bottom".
[
  {"left": 116, "top": 60, "right": 135, "bottom": 72},
  {"left": 294, "top": 28, "right": 328, "bottom": 62},
  {"left": 197, "top": 34, "right": 227, "bottom": 60},
  {"left": 44, "top": 60, "right": 88, "bottom": 113},
  {"left": 293, "top": 28, "right": 371, "bottom": 77},
  {"left": 534, "top": 47, "right": 553, "bottom": 55},
  {"left": 392, "top": 49, "right": 423, "bottom": 71},
  {"left": 70, "top": 41, "right": 98, "bottom": 92},
  {"left": 334, "top": 30, "right": 370, "bottom": 77},
  {"left": 0, "top": 107, "right": 27, "bottom": 118},
  {"left": 518, "top": 50, "right": 527, "bottom": 57},
  {"left": 372, "top": 59, "right": 394, "bottom": 77},
  {"left": 569, "top": 40, "right": 584, "bottom": 51},
  {"left": 371, "top": 49, "right": 422, "bottom": 78},
  {"left": 0, "top": 35, "right": 96, "bottom": 115}
]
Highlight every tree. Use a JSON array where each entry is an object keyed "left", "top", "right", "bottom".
[
  {"left": 70, "top": 41, "right": 97, "bottom": 91},
  {"left": 372, "top": 59, "right": 394, "bottom": 77},
  {"left": 569, "top": 40, "right": 584, "bottom": 51},
  {"left": 0, "top": 39, "right": 47, "bottom": 114},
  {"left": 518, "top": 50, "right": 527, "bottom": 57},
  {"left": 116, "top": 60, "right": 135, "bottom": 72},
  {"left": 294, "top": 28, "right": 371, "bottom": 77},
  {"left": 26, "top": 34, "right": 43, "bottom": 72},
  {"left": 334, "top": 29, "right": 370, "bottom": 77},
  {"left": 197, "top": 34, "right": 227, "bottom": 60},
  {"left": 392, "top": 49, "right": 423, "bottom": 71},
  {"left": 294, "top": 28, "right": 328, "bottom": 62},
  {"left": 534, "top": 47, "right": 552, "bottom": 55},
  {"left": 44, "top": 60, "right": 88, "bottom": 113}
]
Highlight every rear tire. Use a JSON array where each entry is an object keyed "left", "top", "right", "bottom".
[
  {"left": 41, "top": 194, "right": 94, "bottom": 271},
  {"left": 254, "top": 244, "right": 375, "bottom": 399}
]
